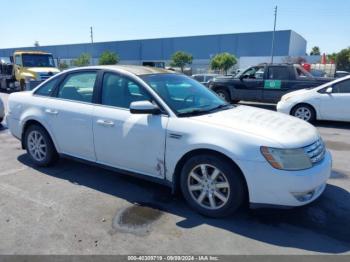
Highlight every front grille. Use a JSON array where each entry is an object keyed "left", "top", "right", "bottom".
[{"left": 304, "top": 138, "right": 326, "bottom": 164}]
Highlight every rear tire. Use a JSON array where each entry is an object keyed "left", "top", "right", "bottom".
[
  {"left": 215, "top": 88, "right": 231, "bottom": 103},
  {"left": 291, "top": 104, "right": 316, "bottom": 123},
  {"left": 180, "top": 154, "right": 245, "bottom": 217},
  {"left": 24, "top": 125, "right": 58, "bottom": 167}
]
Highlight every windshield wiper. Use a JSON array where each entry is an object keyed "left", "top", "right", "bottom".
[
  {"left": 177, "top": 104, "right": 233, "bottom": 117},
  {"left": 207, "top": 103, "right": 233, "bottom": 113},
  {"left": 177, "top": 109, "right": 209, "bottom": 117}
]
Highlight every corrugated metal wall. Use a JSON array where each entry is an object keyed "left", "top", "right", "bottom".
[{"left": 0, "top": 30, "right": 306, "bottom": 61}]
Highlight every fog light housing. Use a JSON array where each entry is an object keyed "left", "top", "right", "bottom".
[
  {"left": 292, "top": 184, "right": 326, "bottom": 202},
  {"left": 292, "top": 191, "right": 315, "bottom": 202}
]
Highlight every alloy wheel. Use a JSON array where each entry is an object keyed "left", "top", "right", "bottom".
[
  {"left": 217, "top": 92, "right": 226, "bottom": 100},
  {"left": 294, "top": 106, "right": 312, "bottom": 121},
  {"left": 27, "top": 131, "right": 47, "bottom": 162},
  {"left": 187, "top": 164, "right": 230, "bottom": 210}
]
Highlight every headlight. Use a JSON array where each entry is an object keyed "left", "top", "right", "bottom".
[
  {"left": 261, "top": 146, "right": 312, "bottom": 170},
  {"left": 25, "top": 76, "right": 37, "bottom": 82},
  {"left": 282, "top": 95, "right": 291, "bottom": 102}
]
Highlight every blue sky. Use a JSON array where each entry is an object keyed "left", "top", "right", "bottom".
[{"left": 0, "top": 0, "right": 349, "bottom": 53}]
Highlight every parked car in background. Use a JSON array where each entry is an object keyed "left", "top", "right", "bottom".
[
  {"left": 7, "top": 65, "right": 331, "bottom": 217},
  {"left": 277, "top": 75, "right": 350, "bottom": 122},
  {"left": 334, "top": 70, "right": 350, "bottom": 78},
  {"left": 0, "top": 96, "right": 4, "bottom": 123},
  {"left": 192, "top": 73, "right": 220, "bottom": 86},
  {"left": 209, "top": 63, "right": 333, "bottom": 103}
]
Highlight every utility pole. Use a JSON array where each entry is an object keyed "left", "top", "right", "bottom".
[
  {"left": 270, "top": 6, "right": 277, "bottom": 64},
  {"left": 90, "top": 26, "right": 94, "bottom": 65},
  {"left": 90, "top": 26, "right": 94, "bottom": 44}
]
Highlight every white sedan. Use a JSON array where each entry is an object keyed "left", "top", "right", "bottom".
[
  {"left": 7, "top": 65, "right": 331, "bottom": 217},
  {"left": 0, "top": 96, "right": 4, "bottom": 123},
  {"left": 277, "top": 75, "right": 350, "bottom": 122}
]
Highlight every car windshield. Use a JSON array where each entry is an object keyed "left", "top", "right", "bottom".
[
  {"left": 22, "top": 54, "right": 55, "bottom": 67},
  {"left": 140, "top": 73, "right": 233, "bottom": 116}
]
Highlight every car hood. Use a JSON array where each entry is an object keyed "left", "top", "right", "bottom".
[
  {"left": 281, "top": 88, "right": 312, "bottom": 100},
  {"left": 191, "top": 105, "right": 319, "bottom": 148}
]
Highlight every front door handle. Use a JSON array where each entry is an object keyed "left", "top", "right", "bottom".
[
  {"left": 96, "top": 119, "right": 115, "bottom": 127},
  {"left": 45, "top": 108, "right": 59, "bottom": 115}
]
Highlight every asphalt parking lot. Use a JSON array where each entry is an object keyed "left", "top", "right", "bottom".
[{"left": 0, "top": 92, "right": 349, "bottom": 255}]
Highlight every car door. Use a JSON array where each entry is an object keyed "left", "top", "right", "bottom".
[
  {"left": 262, "top": 66, "right": 290, "bottom": 103},
  {"left": 318, "top": 79, "right": 350, "bottom": 121},
  {"left": 93, "top": 71, "right": 168, "bottom": 178},
  {"left": 44, "top": 70, "right": 98, "bottom": 161},
  {"left": 235, "top": 66, "right": 264, "bottom": 101}
]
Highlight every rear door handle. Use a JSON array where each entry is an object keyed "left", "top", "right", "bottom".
[
  {"left": 96, "top": 119, "right": 115, "bottom": 127},
  {"left": 45, "top": 108, "right": 59, "bottom": 115}
]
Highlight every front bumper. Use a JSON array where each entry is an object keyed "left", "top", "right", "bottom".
[
  {"left": 237, "top": 150, "right": 332, "bottom": 207},
  {"left": 276, "top": 100, "right": 294, "bottom": 115}
]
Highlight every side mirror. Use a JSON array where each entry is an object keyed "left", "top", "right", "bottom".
[
  {"left": 130, "top": 101, "right": 161, "bottom": 115},
  {"left": 325, "top": 87, "right": 333, "bottom": 94}
]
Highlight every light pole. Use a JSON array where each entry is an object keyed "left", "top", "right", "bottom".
[
  {"left": 270, "top": 6, "right": 277, "bottom": 64},
  {"left": 90, "top": 26, "right": 94, "bottom": 65}
]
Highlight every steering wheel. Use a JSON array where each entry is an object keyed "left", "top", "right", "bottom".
[{"left": 184, "top": 94, "right": 196, "bottom": 104}]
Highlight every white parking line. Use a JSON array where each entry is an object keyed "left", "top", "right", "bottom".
[
  {"left": 0, "top": 183, "right": 55, "bottom": 208},
  {"left": 0, "top": 166, "right": 29, "bottom": 177}
]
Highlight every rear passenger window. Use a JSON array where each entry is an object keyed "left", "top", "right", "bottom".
[
  {"left": 268, "top": 67, "right": 289, "bottom": 80},
  {"left": 57, "top": 72, "right": 97, "bottom": 103},
  {"left": 34, "top": 77, "right": 60, "bottom": 96}
]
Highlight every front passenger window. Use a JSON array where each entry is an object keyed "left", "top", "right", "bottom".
[
  {"left": 333, "top": 79, "right": 350, "bottom": 93},
  {"left": 57, "top": 72, "right": 97, "bottom": 102},
  {"left": 101, "top": 73, "right": 151, "bottom": 108}
]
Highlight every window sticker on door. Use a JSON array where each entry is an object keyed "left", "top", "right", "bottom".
[{"left": 264, "top": 80, "right": 281, "bottom": 89}]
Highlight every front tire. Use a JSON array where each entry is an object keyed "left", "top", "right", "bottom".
[
  {"left": 215, "top": 88, "right": 231, "bottom": 103},
  {"left": 291, "top": 104, "right": 316, "bottom": 123},
  {"left": 24, "top": 125, "right": 58, "bottom": 167},
  {"left": 20, "top": 80, "right": 26, "bottom": 91},
  {"left": 180, "top": 154, "right": 245, "bottom": 217}
]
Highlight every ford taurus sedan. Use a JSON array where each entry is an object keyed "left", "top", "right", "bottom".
[{"left": 6, "top": 65, "right": 332, "bottom": 217}]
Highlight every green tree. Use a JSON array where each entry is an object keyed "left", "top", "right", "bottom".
[
  {"left": 336, "top": 48, "right": 350, "bottom": 71},
  {"left": 99, "top": 51, "right": 119, "bottom": 65},
  {"left": 210, "top": 53, "right": 237, "bottom": 75},
  {"left": 327, "top": 52, "right": 337, "bottom": 63},
  {"left": 310, "top": 46, "right": 321, "bottom": 56},
  {"left": 170, "top": 51, "right": 193, "bottom": 72},
  {"left": 72, "top": 53, "right": 91, "bottom": 67}
]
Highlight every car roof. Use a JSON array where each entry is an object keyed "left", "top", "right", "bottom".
[{"left": 65, "top": 65, "right": 177, "bottom": 76}]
